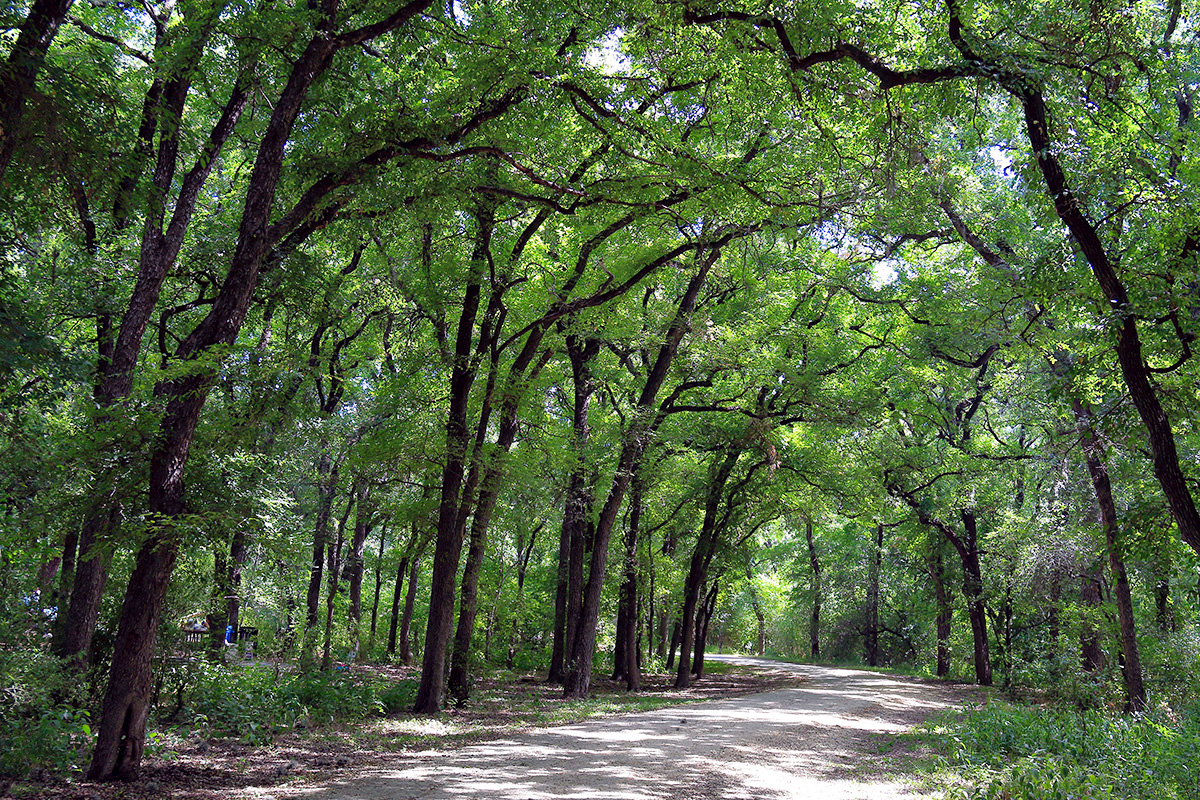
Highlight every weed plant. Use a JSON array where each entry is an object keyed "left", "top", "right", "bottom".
[{"left": 920, "top": 700, "right": 1200, "bottom": 800}]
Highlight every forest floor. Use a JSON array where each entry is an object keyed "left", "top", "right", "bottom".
[{"left": 6, "top": 656, "right": 982, "bottom": 800}]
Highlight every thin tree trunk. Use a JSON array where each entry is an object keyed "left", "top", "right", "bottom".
[
  {"left": 1079, "top": 563, "right": 1105, "bottom": 672},
  {"left": 806, "top": 519, "right": 821, "bottom": 659},
  {"left": 617, "top": 475, "right": 642, "bottom": 690},
  {"left": 549, "top": 336, "right": 600, "bottom": 683},
  {"left": 346, "top": 484, "right": 372, "bottom": 660},
  {"left": 1074, "top": 399, "right": 1147, "bottom": 711},
  {"left": 693, "top": 580, "right": 719, "bottom": 678},
  {"left": 865, "top": 523, "right": 883, "bottom": 667},
  {"left": 563, "top": 248, "right": 725, "bottom": 699},
  {"left": 322, "top": 492, "right": 355, "bottom": 670},
  {"left": 675, "top": 448, "right": 739, "bottom": 689},
  {"left": 930, "top": 542, "right": 952, "bottom": 677},
  {"left": 414, "top": 196, "right": 496, "bottom": 714},
  {"left": 369, "top": 518, "right": 388, "bottom": 653}
]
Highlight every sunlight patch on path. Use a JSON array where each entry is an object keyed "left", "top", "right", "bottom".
[{"left": 273, "top": 658, "right": 968, "bottom": 800}]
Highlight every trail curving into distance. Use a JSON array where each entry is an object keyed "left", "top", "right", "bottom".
[{"left": 280, "top": 656, "right": 976, "bottom": 800}]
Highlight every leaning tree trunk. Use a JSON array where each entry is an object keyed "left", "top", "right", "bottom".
[
  {"left": 562, "top": 244, "right": 732, "bottom": 699},
  {"left": 86, "top": 0, "right": 436, "bottom": 777},
  {"left": 675, "top": 449, "right": 739, "bottom": 689},
  {"left": 1075, "top": 399, "right": 1146, "bottom": 711}
]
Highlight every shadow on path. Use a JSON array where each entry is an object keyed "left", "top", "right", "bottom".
[{"left": 275, "top": 658, "right": 971, "bottom": 800}]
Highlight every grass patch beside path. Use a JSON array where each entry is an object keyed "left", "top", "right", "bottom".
[
  {"left": 903, "top": 698, "right": 1200, "bottom": 800},
  {"left": 7, "top": 659, "right": 804, "bottom": 800}
]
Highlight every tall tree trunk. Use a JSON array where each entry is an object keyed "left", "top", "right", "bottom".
[
  {"left": 806, "top": 519, "right": 821, "bottom": 659},
  {"left": 563, "top": 248, "right": 724, "bottom": 699},
  {"left": 0, "top": 0, "right": 75, "bottom": 179},
  {"left": 369, "top": 518, "right": 388, "bottom": 653},
  {"left": 691, "top": 580, "right": 718, "bottom": 679},
  {"left": 303, "top": 449, "right": 339, "bottom": 667},
  {"left": 930, "top": 542, "right": 952, "bottom": 677},
  {"left": 676, "top": 448, "right": 740, "bottom": 689},
  {"left": 1079, "top": 561, "right": 1105, "bottom": 673},
  {"left": 399, "top": 549, "right": 423, "bottom": 666},
  {"left": 666, "top": 620, "right": 681, "bottom": 669},
  {"left": 745, "top": 562, "right": 766, "bottom": 657},
  {"left": 447, "top": 338, "right": 552, "bottom": 702},
  {"left": 346, "top": 484, "right": 372, "bottom": 660},
  {"left": 322, "top": 492, "right": 355, "bottom": 670},
  {"left": 414, "top": 196, "right": 496, "bottom": 714},
  {"left": 387, "top": 553, "right": 410, "bottom": 658},
  {"left": 1074, "top": 399, "right": 1147, "bottom": 711},
  {"left": 367, "top": 515, "right": 386, "bottom": 652},
  {"left": 865, "top": 523, "right": 883, "bottom": 667},
  {"left": 87, "top": 2, "right": 434, "bottom": 777},
  {"left": 549, "top": 336, "right": 600, "bottom": 683},
  {"left": 616, "top": 475, "right": 642, "bottom": 690},
  {"left": 959, "top": 512, "right": 992, "bottom": 687}
]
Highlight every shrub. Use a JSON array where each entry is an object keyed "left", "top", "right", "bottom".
[{"left": 927, "top": 700, "right": 1200, "bottom": 800}]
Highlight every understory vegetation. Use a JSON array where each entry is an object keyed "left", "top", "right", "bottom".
[{"left": 3, "top": 0, "right": 1200, "bottom": 794}]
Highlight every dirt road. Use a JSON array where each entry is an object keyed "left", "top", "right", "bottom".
[{"left": 281, "top": 657, "right": 975, "bottom": 800}]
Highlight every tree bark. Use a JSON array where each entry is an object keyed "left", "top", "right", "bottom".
[
  {"left": 1080, "top": 561, "right": 1105, "bottom": 673},
  {"left": 549, "top": 336, "right": 600, "bottom": 683},
  {"left": 368, "top": 518, "right": 388, "bottom": 653},
  {"left": 1074, "top": 399, "right": 1147, "bottom": 711},
  {"left": 615, "top": 474, "right": 642, "bottom": 690},
  {"left": 865, "top": 523, "right": 883, "bottom": 667},
  {"left": 346, "top": 484, "right": 372, "bottom": 660},
  {"left": 447, "top": 336, "right": 552, "bottom": 702},
  {"left": 0, "top": 0, "right": 75, "bottom": 179},
  {"left": 414, "top": 194, "right": 497, "bottom": 713},
  {"left": 930, "top": 542, "right": 952, "bottom": 677},
  {"left": 806, "top": 519, "right": 821, "bottom": 659},
  {"left": 88, "top": 1, "right": 435, "bottom": 778},
  {"left": 675, "top": 448, "right": 739, "bottom": 689}
]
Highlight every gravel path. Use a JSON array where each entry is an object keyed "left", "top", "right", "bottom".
[{"left": 277, "top": 657, "right": 974, "bottom": 800}]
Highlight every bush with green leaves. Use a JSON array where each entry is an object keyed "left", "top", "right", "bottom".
[
  {"left": 0, "top": 649, "right": 93, "bottom": 776},
  {"left": 179, "top": 662, "right": 407, "bottom": 743},
  {"left": 925, "top": 700, "right": 1200, "bottom": 800}
]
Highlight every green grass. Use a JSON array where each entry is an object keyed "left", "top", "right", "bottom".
[{"left": 909, "top": 699, "right": 1200, "bottom": 800}]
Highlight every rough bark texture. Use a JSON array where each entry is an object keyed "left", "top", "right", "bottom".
[
  {"left": 414, "top": 198, "right": 496, "bottom": 713},
  {"left": 1080, "top": 562, "right": 1106, "bottom": 673},
  {"left": 675, "top": 448, "right": 739, "bottom": 689},
  {"left": 563, "top": 247, "right": 725, "bottom": 698},
  {"left": 806, "top": 520, "right": 821, "bottom": 659},
  {"left": 865, "top": 523, "right": 883, "bottom": 667},
  {"left": 930, "top": 544, "right": 952, "bottom": 677},
  {"left": 1075, "top": 400, "right": 1147, "bottom": 711},
  {"left": 89, "top": 3, "right": 434, "bottom": 776},
  {"left": 0, "top": 0, "right": 75, "bottom": 178},
  {"left": 549, "top": 337, "right": 600, "bottom": 683}
]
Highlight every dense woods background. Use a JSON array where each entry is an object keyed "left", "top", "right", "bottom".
[{"left": 3, "top": 0, "right": 1200, "bottom": 796}]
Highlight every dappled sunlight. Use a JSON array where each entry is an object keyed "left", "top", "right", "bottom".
[{"left": 276, "top": 659, "right": 965, "bottom": 800}]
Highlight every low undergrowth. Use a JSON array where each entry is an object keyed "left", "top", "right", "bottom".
[{"left": 915, "top": 699, "right": 1200, "bottom": 800}]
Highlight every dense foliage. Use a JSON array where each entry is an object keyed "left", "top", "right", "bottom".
[{"left": 2, "top": 0, "right": 1199, "bottom": 792}]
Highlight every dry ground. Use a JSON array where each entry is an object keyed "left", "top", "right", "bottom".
[{"left": 3, "top": 657, "right": 813, "bottom": 800}]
